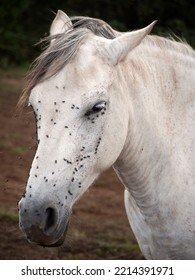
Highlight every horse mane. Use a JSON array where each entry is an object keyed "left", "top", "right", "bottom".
[
  {"left": 18, "top": 17, "right": 116, "bottom": 108},
  {"left": 144, "top": 34, "right": 194, "bottom": 58},
  {"left": 18, "top": 16, "right": 194, "bottom": 109}
]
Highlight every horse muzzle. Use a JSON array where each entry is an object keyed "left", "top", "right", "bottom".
[
  {"left": 24, "top": 221, "right": 69, "bottom": 247},
  {"left": 18, "top": 198, "right": 71, "bottom": 247}
]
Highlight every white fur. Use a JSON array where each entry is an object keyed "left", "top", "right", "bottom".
[{"left": 19, "top": 11, "right": 195, "bottom": 259}]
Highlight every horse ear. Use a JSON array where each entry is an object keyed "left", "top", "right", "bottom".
[
  {"left": 103, "top": 21, "right": 157, "bottom": 65},
  {"left": 50, "top": 10, "right": 72, "bottom": 36}
]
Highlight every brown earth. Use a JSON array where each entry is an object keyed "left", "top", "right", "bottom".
[{"left": 0, "top": 69, "right": 143, "bottom": 260}]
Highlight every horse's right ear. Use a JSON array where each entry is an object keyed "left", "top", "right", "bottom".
[
  {"left": 101, "top": 21, "right": 157, "bottom": 65},
  {"left": 50, "top": 10, "right": 72, "bottom": 36}
]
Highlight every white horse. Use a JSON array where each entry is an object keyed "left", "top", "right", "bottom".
[{"left": 18, "top": 10, "right": 195, "bottom": 259}]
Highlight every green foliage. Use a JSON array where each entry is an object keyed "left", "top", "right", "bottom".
[{"left": 0, "top": 0, "right": 194, "bottom": 67}]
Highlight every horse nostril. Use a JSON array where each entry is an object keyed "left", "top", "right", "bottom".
[{"left": 44, "top": 207, "right": 57, "bottom": 233}]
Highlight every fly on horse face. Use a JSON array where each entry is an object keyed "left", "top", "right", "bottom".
[{"left": 18, "top": 10, "right": 195, "bottom": 259}]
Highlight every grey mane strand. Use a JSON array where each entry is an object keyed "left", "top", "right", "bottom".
[{"left": 18, "top": 16, "right": 116, "bottom": 109}]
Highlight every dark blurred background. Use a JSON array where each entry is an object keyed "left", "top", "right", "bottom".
[{"left": 0, "top": 0, "right": 194, "bottom": 68}]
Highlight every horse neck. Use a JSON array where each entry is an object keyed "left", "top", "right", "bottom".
[{"left": 113, "top": 39, "right": 195, "bottom": 211}]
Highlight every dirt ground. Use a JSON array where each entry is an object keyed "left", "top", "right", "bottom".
[{"left": 0, "top": 69, "right": 143, "bottom": 260}]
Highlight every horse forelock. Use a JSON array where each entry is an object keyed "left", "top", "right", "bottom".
[
  {"left": 18, "top": 15, "right": 195, "bottom": 110},
  {"left": 18, "top": 16, "right": 116, "bottom": 109}
]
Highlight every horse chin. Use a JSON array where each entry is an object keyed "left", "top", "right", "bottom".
[
  {"left": 40, "top": 223, "right": 69, "bottom": 247},
  {"left": 38, "top": 234, "right": 65, "bottom": 247},
  {"left": 27, "top": 222, "right": 69, "bottom": 248}
]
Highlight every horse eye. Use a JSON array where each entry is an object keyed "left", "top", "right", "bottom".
[{"left": 85, "top": 101, "right": 107, "bottom": 116}]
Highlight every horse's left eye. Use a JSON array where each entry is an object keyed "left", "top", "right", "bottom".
[{"left": 85, "top": 101, "right": 107, "bottom": 116}]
